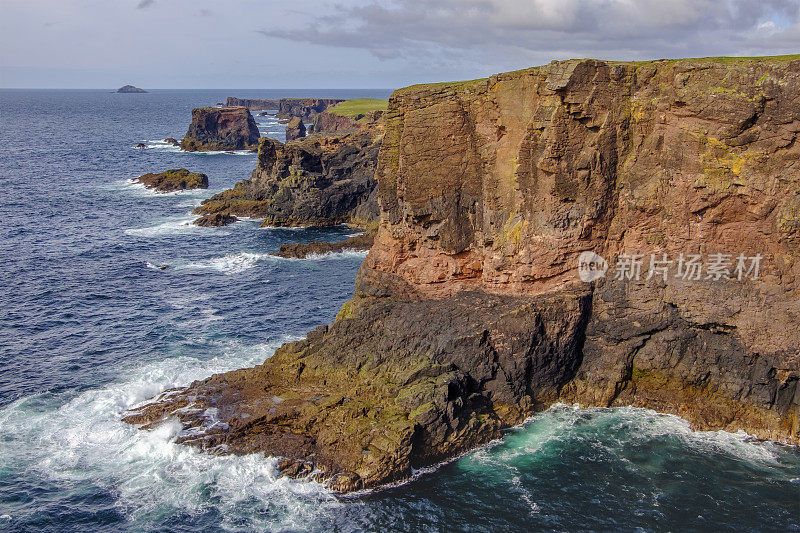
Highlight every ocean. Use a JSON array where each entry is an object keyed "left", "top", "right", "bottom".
[{"left": 0, "top": 89, "right": 797, "bottom": 532}]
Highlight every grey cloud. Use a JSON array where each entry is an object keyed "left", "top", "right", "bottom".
[
  {"left": 137, "top": 0, "right": 155, "bottom": 9},
  {"left": 260, "top": 0, "right": 800, "bottom": 64}
]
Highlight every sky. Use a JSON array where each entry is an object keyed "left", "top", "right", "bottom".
[{"left": 1, "top": 0, "right": 799, "bottom": 89}]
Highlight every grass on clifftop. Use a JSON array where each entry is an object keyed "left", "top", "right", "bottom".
[{"left": 327, "top": 99, "right": 388, "bottom": 117}]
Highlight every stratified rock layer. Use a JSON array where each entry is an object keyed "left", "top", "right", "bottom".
[
  {"left": 127, "top": 56, "right": 800, "bottom": 492},
  {"left": 180, "top": 106, "right": 260, "bottom": 152}
]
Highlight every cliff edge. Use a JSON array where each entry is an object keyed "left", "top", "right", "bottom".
[{"left": 126, "top": 56, "right": 800, "bottom": 492}]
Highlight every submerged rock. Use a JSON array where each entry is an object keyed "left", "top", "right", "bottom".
[
  {"left": 180, "top": 106, "right": 260, "bottom": 152},
  {"left": 133, "top": 168, "right": 208, "bottom": 192}
]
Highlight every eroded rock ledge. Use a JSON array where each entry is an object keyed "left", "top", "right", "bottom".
[{"left": 126, "top": 56, "right": 800, "bottom": 492}]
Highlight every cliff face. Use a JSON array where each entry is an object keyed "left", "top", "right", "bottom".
[
  {"left": 366, "top": 57, "right": 799, "bottom": 437},
  {"left": 225, "top": 97, "right": 345, "bottom": 118},
  {"left": 127, "top": 57, "right": 800, "bottom": 492},
  {"left": 180, "top": 106, "right": 260, "bottom": 152}
]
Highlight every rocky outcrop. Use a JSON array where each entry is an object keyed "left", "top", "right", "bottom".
[
  {"left": 117, "top": 85, "right": 146, "bottom": 93},
  {"left": 274, "top": 230, "right": 374, "bottom": 258},
  {"left": 312, "top": 110, "right": 385, "bottom": 137},
  {"left": 226, "top": 97, "right": 279, "bottom": 110},
  {"left": 225, "top": 97, "right": 344, "bottom": 118},
  {"left": 132, "top": 168, "right": 208, "bottom": 192},
  {"left": 193, "top": 213, "right": 238, "bottom": 227},
  {"left": 285, "top": 117, "right": 306, "bottom": 142},
  {"left": 193, "top": 131, "right": 381, "bottom": 228},
  {"left": 277, "top": 98, "right": 344, "bottom": 119},
  {"left": 180, "top": 107, "right": 260, "bottom": 152},
  {"left": 126, "top": 56, "right": 800, "bottom": 492}
]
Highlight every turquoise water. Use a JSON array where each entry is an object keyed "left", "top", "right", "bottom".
[{"left": 0, "top": 89, "right": 797, "bottom": 532}]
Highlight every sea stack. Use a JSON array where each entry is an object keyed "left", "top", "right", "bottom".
[
  {"left": 126, "top": 57, "right": 800, "bottom": 492},
  {"left": 285, "top": 117, "right": 306, "bottom": 142},
  {"left": 180, "top": 106, "right": 260, "bottom": 152}
]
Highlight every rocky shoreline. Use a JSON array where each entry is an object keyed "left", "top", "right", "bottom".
[{"left": 126, "top": 56, "right": 800, "bottom": 492}]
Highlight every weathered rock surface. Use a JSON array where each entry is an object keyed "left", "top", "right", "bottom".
[
  {"left": 164, "top": 138, "right": 179, "bottom": 146},
  {"left": 225, "top": 97, "right": 344, "bottom": 118},
  {"left": 117, "top": 85, "right": 146, "bottom": 93},
  {"left": 180, "top": 106, "right": 260, "bottom": 152},
  {"left": 127, "top": 56, "right": 800, "bottom": 492},
  {"left": 274, "top": 230, "right": 374, "bottom": 258},
  {"left": 312, "top": 109, "right": 385, "bottom": 137},
  {"left": 226, "top": 97, "right": 279, "bottom": 110},
  {"left": 277, "top": 98, "right": 344, "bottom": 119},
  {"left": 194, "top": 132, "right": 381, "bottom": 228},
  {"left": 285, "top": 117, "right": 306, "bottom": 142},
  {"left": 193, "top": 213, "right": 238, "bottom": 227},
  {"left": 132, "top": 168, "right": 208, "bottom": 192}
]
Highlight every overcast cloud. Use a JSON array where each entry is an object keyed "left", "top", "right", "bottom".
[{"left": 1, "top": 0, "right": 798, "bottom": 88}]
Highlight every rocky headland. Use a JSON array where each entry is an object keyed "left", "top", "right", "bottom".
[
  {"left": 126, "top": 56, "right": 800, "bottom": 492},
  {"left": 180, "top": 106, "right": 260, "bottom": 152},
  {"left": 225, "top": 97, "right": 344, "bottom": 119},
  {"left": 192, "top": 101, "right": 386, "bottom": 228},
  {"left": 117, "top": 85, "right": 146, "bottom": 93},
  {"left": 132, "top": 168, "right": 208, "bottom": 192}
]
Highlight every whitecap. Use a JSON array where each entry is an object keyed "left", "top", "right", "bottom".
[
  {"left": 173, "top": 251, "right": 270, "bottom": 275},
  {"left": 0, "top": 338, "right": 338, "bottom": 530}
]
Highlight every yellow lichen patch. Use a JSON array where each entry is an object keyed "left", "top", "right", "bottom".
[
  {"left": 495, "top": 214, "right": 525, "bottom": 253},
  {"left": 693, "top": 134, "right": 750, "bottom": 192},
  {"left": 776, "top": 195, "right": 800, "bottom": 234}
]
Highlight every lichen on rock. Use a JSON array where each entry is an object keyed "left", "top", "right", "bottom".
[{"left": 126, "top": 56, "right": 800, "bottom": 492}]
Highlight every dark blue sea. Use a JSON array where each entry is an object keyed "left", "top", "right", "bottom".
[{"left": 0, "top": 89, "right": 797, "bottom": 532}]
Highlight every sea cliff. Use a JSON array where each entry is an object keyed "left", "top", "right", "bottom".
[{"left": 126, "top": 56, "right": 800, "bottom": 492}]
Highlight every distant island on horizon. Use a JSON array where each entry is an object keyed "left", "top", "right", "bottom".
[{"left": 116, "top": 85, "right": 146, "bottom": 93}]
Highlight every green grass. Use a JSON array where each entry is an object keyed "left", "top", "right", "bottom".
[{"left": 327, "top": 98, "right": 388, "bottom": 117}]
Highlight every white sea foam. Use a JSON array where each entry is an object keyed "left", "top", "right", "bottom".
[
  {"left": 125, "top": 216, "right": 199, "bottom": 237},
  {"left": 0, "top": 339, "right": 339, "bottom": 530},
  {"left": 134, "top": 140, "right": 254, "bottom": 156},
  {"left": 176, "top": 251, "right": 272, "bottom": 275}
]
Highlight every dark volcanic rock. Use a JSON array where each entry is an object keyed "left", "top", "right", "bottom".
[
  {"left": 226, "top": 97, "right": 279, "bottom": 110},
  {"left": 180, "top": 107, "right": 260, "bottom": 152},
  {"left": 127, "top": 56, "right": 800, "bottom": 493},
  {"left": 117, "top": 85, "right": 146, "bottom": 93},
  {"left": 285, "top": 117, "right": 306, "bottom": 142},
  {"left": 193, "top": 213, "right": 238, "bottom": 227},
  {"left": 136, "top": 143, "right": 147, "bottom": 149},
  {"left": 133, "top": 169, "right": 208, "bottom": 192},
  {"left": 164, "top": 138, "right": 179, "bottom": 146},
  {"left": 226, "top": 97, "right": 344, "bottom": 119},
  {"left": 275, "top": 231, "right": 374, "bottom": 258},
  {"left": 194, "top": 132, "right": 380, "bottom": 228},
  {"left": 277, "top": 98, "right": 344, "bottom": 119}
]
